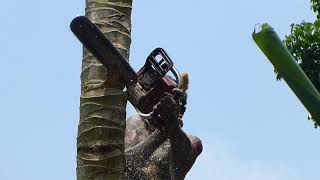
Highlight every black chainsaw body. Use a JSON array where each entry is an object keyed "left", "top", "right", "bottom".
[{"left": 71, "top": 16, "right": 180, "bottom": 117}]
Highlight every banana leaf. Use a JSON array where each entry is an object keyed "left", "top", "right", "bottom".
[{"left": 252, "top": 23, "right": 320, "bottom": 126}]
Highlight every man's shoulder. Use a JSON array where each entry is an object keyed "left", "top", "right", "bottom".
[
  {"left": 125, "top": 114, "right": 150, "bottom": 148},
  {"left": 126, "top": 114, "right": 145, "bottom": 129}
]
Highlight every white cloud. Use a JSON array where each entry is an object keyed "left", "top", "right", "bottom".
[{"left": 185, "top": 137, "right": 300, "bottom": 180}]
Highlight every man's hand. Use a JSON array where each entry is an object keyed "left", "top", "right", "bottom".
[
  {"left": 150, "top": 93, "right": 181, "bottom": 137},
  {"left": 173, "top": 88, "right": 187, "bottom": 127}
]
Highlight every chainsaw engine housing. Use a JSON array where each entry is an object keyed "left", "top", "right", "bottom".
[{"left": 127, "top": 48, "right": 180, "bottom": 115}]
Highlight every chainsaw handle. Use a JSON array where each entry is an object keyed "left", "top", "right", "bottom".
[
  {"left": 138, "top": 111, "right": 152, "bottom": 119},
  {"left": 171, "top": 65, "right": 181, "bottom": 86},
  {"left": 156, "top": 48, "right": 181, "bottom": 86}
]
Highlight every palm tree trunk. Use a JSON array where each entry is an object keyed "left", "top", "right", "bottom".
[{"left": 77, "top": 0, "right": 133, "bottom": 179}]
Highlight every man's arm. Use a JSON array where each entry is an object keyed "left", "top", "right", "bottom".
[
  {"left": 125, "top": 115, "right": 167, "bottom": 179},
  {"left": 124, "top": 89, "right": 202, "bottom": 179},
  {"left": 125, "top": 129, "right": 166, "bottom": 164},
  {"left": 170, "top": 128, "right": 202, "bottom": 179},
  {"left": 152, "top": 95, "right": 203, "bottom": 179}
]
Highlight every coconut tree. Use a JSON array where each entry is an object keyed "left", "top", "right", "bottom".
[{"left": 77, "top": 0, "right": 133, "bottom": 179}]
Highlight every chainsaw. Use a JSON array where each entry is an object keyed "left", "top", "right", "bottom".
[{"left": 70, "top": 16, "right": 181, "bottom": 119}]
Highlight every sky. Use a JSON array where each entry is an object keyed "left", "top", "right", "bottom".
[{"left": 0, "top": 0, "right": 319, "bottom": 179}]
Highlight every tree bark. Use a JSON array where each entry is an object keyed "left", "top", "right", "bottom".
[{"left": 77, "top": 0, "right": 133, "bottom": 179}]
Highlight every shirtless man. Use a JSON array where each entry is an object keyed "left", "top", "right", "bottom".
[{"left": 124, "top": 85, "right": 203, "bottom": 180}]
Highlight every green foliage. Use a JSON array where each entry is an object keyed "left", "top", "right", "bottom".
[{"left": 311, "top": 0, "right": 320, "bottom": 17}]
